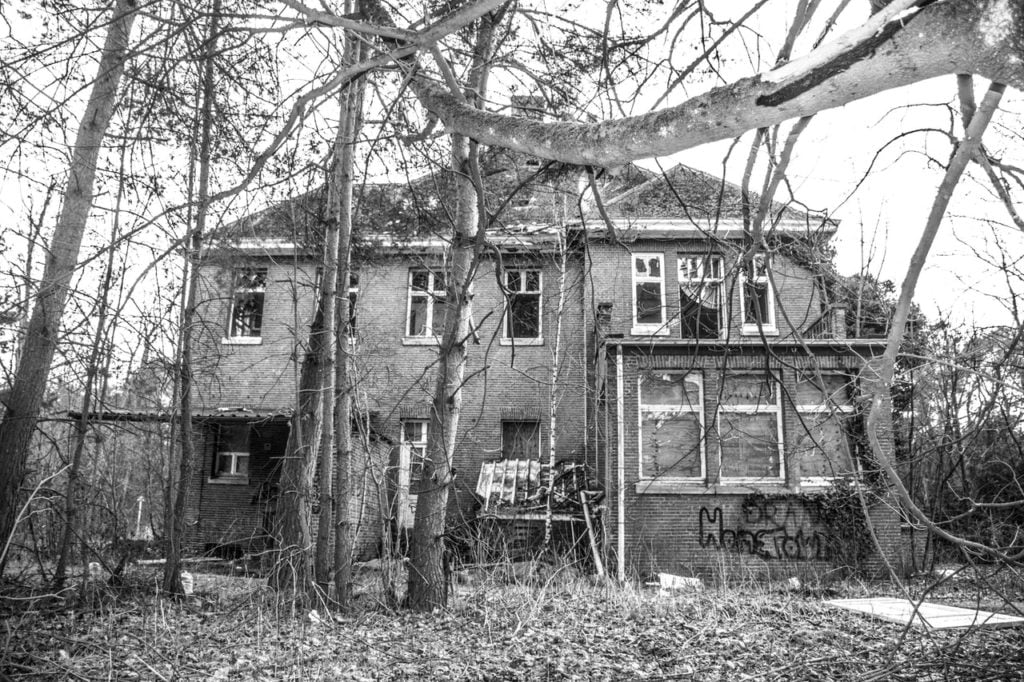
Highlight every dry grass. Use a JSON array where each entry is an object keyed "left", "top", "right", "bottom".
[{"left": 2, "top": 561, "right": 1022, "bottom": 680}]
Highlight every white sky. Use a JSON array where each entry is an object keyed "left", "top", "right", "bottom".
[{"left": 3, "top": 0, "right": 1023, "bottom": 356}]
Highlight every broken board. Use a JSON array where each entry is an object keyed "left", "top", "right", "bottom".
[{"left": 826, "top": 597, "right": 1024, "bottom": 631}]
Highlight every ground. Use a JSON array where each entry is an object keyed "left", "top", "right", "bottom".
[{"left": 2, "top": 562, "right": 1022, "bottom": 680}]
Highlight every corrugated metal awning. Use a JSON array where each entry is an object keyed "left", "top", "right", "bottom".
[{"left": 67, "top": 407, "right": 293, "bottom": 423}]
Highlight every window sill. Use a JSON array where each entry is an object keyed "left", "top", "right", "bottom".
[
  {"left": 740, "top": 325, "right": 778, "bottom": 337},
  {"left": 635, "top": 479, "right": 792, "bottom": 495},
  {"left": 402, "top": 336, "right": 440, "bottom": 346},
  {"left": 499, "top": 337, "right": 544, "bottom": 346},
  {"left": 630, "top": 325, "right": 671, "bottom": 337},
  {"left": 221, "top": 337, "right": 262, "bottom": 346},
  {"left": 207, "top": 476, "right": 249, "bottom": 485}
]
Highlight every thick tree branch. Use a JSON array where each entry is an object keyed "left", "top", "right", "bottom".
[{"left": 406, "top": 0, "right": 1023, "bottom": 166}]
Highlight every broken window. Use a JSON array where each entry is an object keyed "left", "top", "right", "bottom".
[
  {"left": 214, "top": 423, "right": 250, "bottom": 479},
  {"left": 639, "top": 372, "right": 704, "bottom": 479},
  {"left": 679, "top": 255, "right": 724, "bottom": 339},
  {"left": 504, "top": 269, "right": 542, "bottom": 340},
  {"left": 632, "top": 253, "right": 665, "bottom": 332},
  {"left": 501, "top": 420, "right": 541, "bottom": 460},
  {"left": 718, "top": 373, "right": 783, "bottom": 480},
  {"left": 406, "top": 269, "right": 446, "bottom": 337},
  {"left": 794, "top": 373, "right": 856, "bottom": 484},
  {"left": 401, "top": 419, "right": 429, "bottom": 486},
  {"left": 228, "top": 267, "right": 267, "bottom": 338},
  {"left": 741, "top": 254, "right": 776, "bottom": 334},
  {"left": 347, "top": 272, "right": 358, "bottom": 333}
]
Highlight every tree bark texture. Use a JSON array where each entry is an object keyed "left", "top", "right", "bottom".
[
  {"left": 331, "top": 24, "right": 365, "bottom": 607},
  {"left": 406, "top": 7, "right": 503, "bottom": 611},
  {"left": 407, "top": 0, "right": 1024, "bottom": 166},
  {"left": 0, "top": 0, "right": 137, "bottom": 573}
]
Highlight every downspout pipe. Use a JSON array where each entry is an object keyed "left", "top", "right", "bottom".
[{"left": 615, "top": 344, "right": 625, "bottom": 580}]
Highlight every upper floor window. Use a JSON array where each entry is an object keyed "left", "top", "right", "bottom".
[
  {"left": 679, "top": 255, "right": 724, "bottom": 339},
  {"left": 504, "top": 269, "right": 542, "bottom": 341},
  {"left": 793, "top": 373, "right": 856, "bottom": 485},
  {"left": 741, "top": 254, "right": 776, "bottom": 334},
  {"left": 632, "top": 254, "right": 666, "bottom": 334},
  {"left": 718, "top": 372, "right": 784, "bottom": 481},
  {"left": 228, "top": 267, "right": 267, "bottom": 339},
  {"left": 214, "top": 423, "right": 249, "bottom": 481},
  {"left": 639, "top": 372, "right": 705, "bottom": 480},
  {"left": 501, "top": 420, "right": 541, "bottom": 459},
  {"left": 406, "top": 269, "right": 446, "bottom": 337}
]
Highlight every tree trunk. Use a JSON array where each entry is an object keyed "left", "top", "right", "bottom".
[
  {"left": 0, "top": 0, "right": 137, "bottom": 574},
  {"left": 163, "top": 0, "right": 220, "bottom": 595},
  {"left": 330, "top": 20, "right": 365, "bottom": 607},
  {"left": 406, "top": 8, "right": 503, "bottom": 611}
]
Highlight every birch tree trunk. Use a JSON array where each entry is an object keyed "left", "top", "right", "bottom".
[
  {"left": 0, "top": 0, "right": 137, "bottom": 574},
  {"left": 406, "top": 8, "right": 503, "bottom": 611}
]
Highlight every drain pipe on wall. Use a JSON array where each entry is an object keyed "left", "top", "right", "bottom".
[{"left": 616, "top": 344, "right": 625, "bottom": 580}]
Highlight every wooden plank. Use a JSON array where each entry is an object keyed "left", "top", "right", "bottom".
[{"left": 827, "top": 597, "right": 1024, "bottom": 630}]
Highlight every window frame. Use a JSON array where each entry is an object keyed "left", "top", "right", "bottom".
[
  {"left": 794, "top": 372, "right": 857, "bottom": 488},
  {"left": 739, "top": 254, "right": 777, "bottom": 335},
  {"left": 678, "top": 254, "right": 725, "bottom": 340},
  {"left": 211, "top": 423, "right": 250, "bottom": 483},
  {"left": 638, "top": 371, "right": 706, "bottom": 481},
  {"left": 400, "top": 419, "right": 429, "bottom": 490},
  {"left": 501, "top": 269, "right": 543, "bottom": 344},
  {"left": 224, "top": 267, "right": 268, "bottom": 344},
  {"left": 631, "top": 253, "right": 668, "bottom": 336},
  {"left": 716, "top": 372, "right": 785, "bottom": 483},
  {"left": 500, "top": 419, "right": 542, "bottom": 460},
  {"left": 405, "top": 269, "right": 447, "bottom": 341}
]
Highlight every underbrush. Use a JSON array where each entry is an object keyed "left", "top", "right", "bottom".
[{"left": 2, "top": 561, "right": 1022, "bottom": 680}]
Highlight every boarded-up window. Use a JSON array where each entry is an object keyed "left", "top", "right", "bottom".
[
  {"left": 794, "top": 373, "right": 855, "bottom": 482},
  {"left": 501, "top": 420, "right": 541, "bottom": 460},
  {"left": 639, "top": 372, "right": 704, "bottom": 479},
  {"left": 718, "top": 373, "right": 783, "bottom": 479}
]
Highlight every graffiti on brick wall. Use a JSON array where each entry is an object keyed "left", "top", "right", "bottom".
[{"left": 697, "top": 497, "right": 832, "bottom": 561}]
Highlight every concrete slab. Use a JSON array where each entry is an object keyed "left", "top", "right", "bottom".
[{"left": 826, "top": 597, "right": 1024, "bottom": 631}]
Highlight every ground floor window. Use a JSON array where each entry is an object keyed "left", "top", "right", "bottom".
[
  {"left": 215, "top": 423, "right": 250, "bottom": 479},
  {"left": 717, "top": 373, "right": 784, "bottom": 480},
  {"left": 639, "top": 372, "right": 705, "bottom": 479},
  {"left": 401, "top": 419, "right": 429, "bottom": 486},
  {"left": 794, "top": 373, "right": 856, "bottom": 484}
]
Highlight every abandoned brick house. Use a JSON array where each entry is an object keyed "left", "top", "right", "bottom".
[{"left": 176, "top": 151, "right": 903, "bottom": 577}]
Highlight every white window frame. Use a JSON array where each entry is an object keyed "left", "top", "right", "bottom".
[
  {"left": 501, "top": 269, "right": 543, "bottom": 345},
  {"left": 638, "top": 371, "right": 706, "bottom": 481},
  {"left": 795, "top": 373, "right": 856, "bottom": 488},
  {"left": 400, "top": 419, "right": 429, "bottom": 489},
  {"left": 405, "top": 269, "right": 446, "bottom": 341},
  {"left": 739, "top": 254, "right": 777, "bottom": 335},
  {"left": 678, "top": 255, "right": 725, "bottom": 339},
  {"left": 716, "top": 372, "right": 785, "bottom": 482},
  {"left": 212, "top": 424, "right": 250, "bottom": 483},
  {"left": 631, "top": 253, "right": 668, "bottom": 336},
  {"left": 223, "top": 267, "right": 267, "bottom": 345}
]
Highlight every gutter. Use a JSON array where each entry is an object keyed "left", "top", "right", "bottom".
[{"left": 616, "top": 344, "right": 625, "bottom": 580}]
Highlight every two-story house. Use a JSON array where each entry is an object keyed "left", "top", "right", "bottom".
[{"left": 181, "top": 156, "right": 902, "bottom": 577}]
